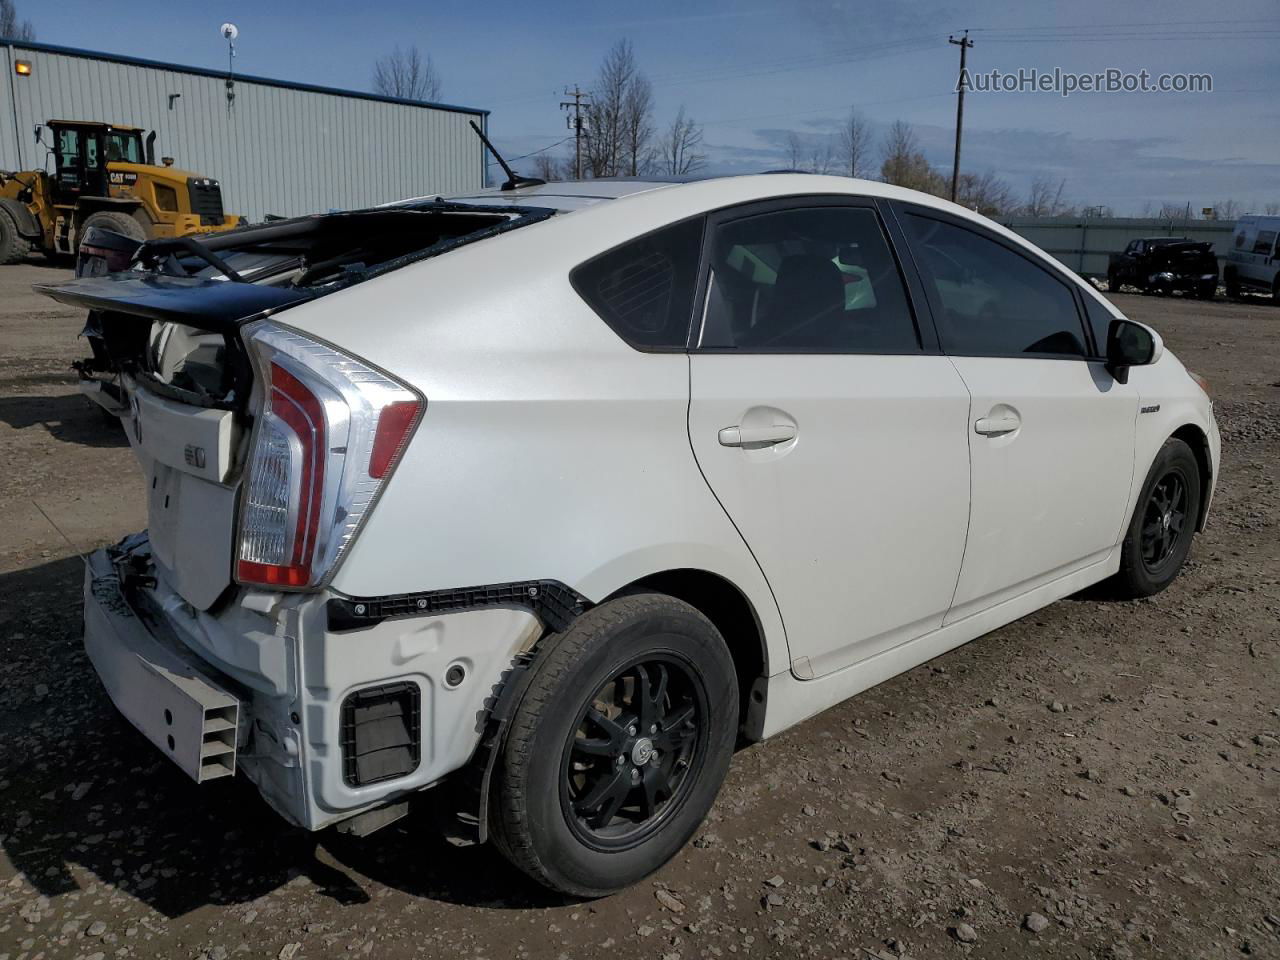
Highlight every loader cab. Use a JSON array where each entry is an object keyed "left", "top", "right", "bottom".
[{"left": 45, "top": 121, "right": 146, "bottom": 206}]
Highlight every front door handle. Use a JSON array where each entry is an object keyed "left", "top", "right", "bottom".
[
  {"left": 718, "top": 423, "right": 797, "bottom": 447},
  {"left": 974, "top": 414, "right": 1020, "bottom": 436}
]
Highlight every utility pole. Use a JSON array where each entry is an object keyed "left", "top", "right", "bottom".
[
  {"left": 560, "top": 85, "right": 590, "bottom": 180},
  {"left": 948, "top": 30, "right": 973, "bottom": 204}
]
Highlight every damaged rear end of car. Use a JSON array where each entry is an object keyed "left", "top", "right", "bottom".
[{"left": 38, "top": 200, "right": 555, "bottom": 832}]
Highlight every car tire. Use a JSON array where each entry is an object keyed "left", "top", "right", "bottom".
[
  {"left": 0, "top": 206, "right": 28, "bottom": 265},
  {"left": 1110, "top": 438, "right": 1201, "bottom": 599},
  {"left": 78, "top": 211, "right": 147, "bottom": 252},
  {"left": 1224, "top": 268, "right": 1240, "bottom": 300},
  {"left": 1107, "top": 271, "right": 1120, "bottom": 293},
  {"left": 489, "top": 593, "right": 738, "bottom": 898}
]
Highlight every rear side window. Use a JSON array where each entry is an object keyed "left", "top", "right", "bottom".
[
  {"left": 904, "top": 214, "right": 1086, "bottom": 359},
  {"left": 698, "top": 205, "right": 919, "bottom": 353},
  {"left": 571, "top": 218, "right": 705, "bottom": 350},
  {"left": 1253, "top": 230, "right": 1277, "bottom": 255}
]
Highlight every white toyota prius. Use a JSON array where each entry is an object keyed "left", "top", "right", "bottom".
[{"left": 41, "top": 174, "right": 1219, "bottom": 896}]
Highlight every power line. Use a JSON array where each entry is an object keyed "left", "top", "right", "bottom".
[{"left": 485, "top": 136, "right": 575, "bottom": 167}]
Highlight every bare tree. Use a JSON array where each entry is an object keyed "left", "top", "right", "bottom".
[
  {"left": 659, "top": 106, "right": 706, "bottom": 176},
  {"left": 1022, "top": 176, "right": 1071, "bottom": 217},
  {"left": 785, "top": 132, "right": 805, "bottom": 171},
  {"left": 837, "top": 108, "right": 872, "bottom": 179},
  {"left": 531, "top": 152, "right": 567, "bottom": 182},
  {"left": 1264, "top": 202, "right": 1280, "bottom": 215},
  {"left": 0, "top": 0, "right": 35, "bottom": 40},
  {"left": 623, "top": 72, "right": 655, "bottom": 176},
  {"left": 955, "top": 171, "right": 1012, "bottom": 217},
  {"left": 372, "top": 45, "right": 441, "bottom": 102},
  {"left": 582, "top": 40, "right": 655, "bottom": 178},
  {"left": 808, "top": 139, "right": 835, "bottom": 175},
  {"left": 1158, "top": 202, "right": 1191, "bottom": 222},
  {"left": 879, "top": 120, "right": 942, "bottom": 194},
  {"left": 1211, "top": 198, "right": 1240, "bottom": 220}
]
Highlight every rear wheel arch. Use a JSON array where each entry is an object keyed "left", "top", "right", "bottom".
[
  {"left": 603, "top": 568, "right": 770, "bottom": 740},
  {"left": 1170, "top": 423, "right": 1213, "bottom": 531}
]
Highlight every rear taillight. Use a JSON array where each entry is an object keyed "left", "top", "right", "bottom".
[{"left": 235, "top": 321, "right": 424, "bottom": 589}]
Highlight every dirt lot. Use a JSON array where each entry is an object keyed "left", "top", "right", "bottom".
[{"left": 1, "top": 258, "right": 1277, "bottom": 960}]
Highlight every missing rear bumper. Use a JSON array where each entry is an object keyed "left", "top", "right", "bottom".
[{"left": 83, "top": 548, "right": 241, "bottom": 783}]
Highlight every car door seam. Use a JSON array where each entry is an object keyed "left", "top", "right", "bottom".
[
  {"left": 683, "top": 352, "right": 792, "bottom": 662},
  {"left": 942, "top": 353, "right": 975, "bottom": 614}
]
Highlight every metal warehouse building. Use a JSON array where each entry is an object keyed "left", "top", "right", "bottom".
[{"left": 1, "top": 39, "right": 489, "bottom": 221}]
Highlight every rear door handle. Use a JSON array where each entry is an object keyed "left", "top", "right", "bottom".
[
  {"left": 974, "top": 415, "right": 1020, "bottom": 436},
  {"left": 718, "top": 424, "right": 797, "bottom": 447}
]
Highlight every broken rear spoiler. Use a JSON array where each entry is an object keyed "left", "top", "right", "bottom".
[{"left": 33, "top": 273, "right": 314, "bottom": 332}]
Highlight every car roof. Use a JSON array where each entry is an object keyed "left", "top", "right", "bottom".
[
  {"left": 401, "top": 173, "right": 1112, "bottom": 305},
  {"left": 402, "top": 178, "right": 686, "bottom": 213}
]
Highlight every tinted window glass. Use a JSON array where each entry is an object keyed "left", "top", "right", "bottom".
[
  {"left": 1254, "top": 230, "right": 1277, "bottom": 255},
  {"left": 699, "top": 206, "right": 918, "bottom": 352},
  {"left": 572, "top": 217, "right": 704, "bottom": 349},
  {"left": 1084, "top": 297, "right": 1116, "bottom": 357},
  {"left": 905, "top": 214, "right": 1086, "bottom": 358}
]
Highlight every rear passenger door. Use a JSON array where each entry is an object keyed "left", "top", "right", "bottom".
[
  {"left": 687, "top": 198, "right": 972, "bottom": 680},
  {"left": 895, "top": 205, "right": 1138, "bottom": 622}
]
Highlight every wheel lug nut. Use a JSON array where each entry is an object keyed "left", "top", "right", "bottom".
[
  {"left": 616, "top": 754, "right": 625, "bottom": 766},
  {"left": 630, "top": 768, "right": 641, "bottom": 784},
  {"left": 650, "top": 724, "right": 657, "bottom": 734},
  {"left": 628, "top": 725, "right": 637, "bottom": 736}
]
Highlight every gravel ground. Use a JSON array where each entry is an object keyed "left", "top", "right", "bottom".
[{"left": 1, "top": 260, "right": 1277, "bottom": 960}]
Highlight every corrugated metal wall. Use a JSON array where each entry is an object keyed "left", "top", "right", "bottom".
[
  {"left": 1001, "top": 216, "right": 1238, "bottom": 278},
  {"left": 2, "top": 41, "right": 487, "bottom": 221}
]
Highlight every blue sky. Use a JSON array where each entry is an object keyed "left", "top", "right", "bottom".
[{"left": 29, "top": 0, "right": 1280, "bottom": 214}]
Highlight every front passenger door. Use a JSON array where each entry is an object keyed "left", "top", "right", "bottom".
[{"left": 898, "top": 207, "right": 1138, "bottom": 622}]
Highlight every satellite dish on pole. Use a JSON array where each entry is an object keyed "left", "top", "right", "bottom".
[{"left": 220, "top": 22, "right": 238, "bottom": 41}]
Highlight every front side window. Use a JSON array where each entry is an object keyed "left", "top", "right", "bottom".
[
  {"left": 571, "top": 217, "right": 704, "bottom": 349},
  {"left": 1083, "top": 297, "right": 1116, "bottom": 358},
  {"left": 698, "top": 205, "right": 918, "bottom": 352},
  {"left": 905, "top": 214, "right": 1086, "bottom": 358}
]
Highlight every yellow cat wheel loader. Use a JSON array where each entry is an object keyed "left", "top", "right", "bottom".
[{"left": 0, "top": 120, "right": 243, "bottom": 264}]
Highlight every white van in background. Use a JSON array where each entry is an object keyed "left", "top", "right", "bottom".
[{"left": 1224, "top": 215, "right": 1280, "bottom": 302}]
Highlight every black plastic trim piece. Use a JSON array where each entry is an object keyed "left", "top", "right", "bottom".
[
  {"left": 339, "top": 681, "right": 422, "bottom": 788},
  {"left": 327, "top": 580, "right": 590, "bottom": 634}
]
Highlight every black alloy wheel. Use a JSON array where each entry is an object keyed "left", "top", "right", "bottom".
[
  {"left": 488, "top": 593, "right": 738, "bottom": 897},
  {"left": 1111, "top": 437, "right": 1202, "bottom": 598},
  {"left": 1140, "top": 470, "right": 1189, "bottom": 571},
  {"left": 561, "top": 657, "right": 704, "bottom": 850}
]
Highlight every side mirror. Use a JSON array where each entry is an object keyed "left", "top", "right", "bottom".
[{"left": 1106, "top": 318, "right": 1162, "bottom": 384}]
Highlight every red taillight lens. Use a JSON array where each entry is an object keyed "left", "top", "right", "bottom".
[
  {"left": 369, "top": 400, "right": 421, "bottom": 479},
  {"left": 236, "top": 323, "right": 424, "bottom": 590},
  {"left": 235, "top": 361, "right": 326, "bottom": 587}
]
